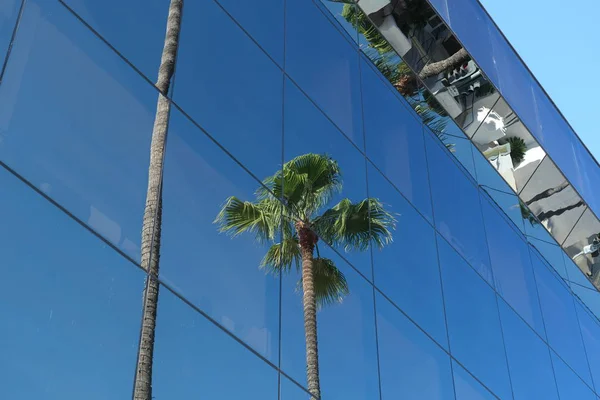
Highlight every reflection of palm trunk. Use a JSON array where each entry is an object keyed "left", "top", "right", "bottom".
[
  {"left": 536, "top": 200, "right": 584, "bottom": 222},
  {"left": 525, "top": 181, "right": 569, "bottom": 206},
  {"left": 419, "top": 48, "right": 469, "bottom": 80}
]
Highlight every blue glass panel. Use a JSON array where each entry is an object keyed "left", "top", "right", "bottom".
[
  {"left": 153, "top": 285, "right": 279, "bottom": 399},
  {"left": 160, "top": 108, "right": 280, "bottom": 363},
  {"left": 361, "top": 56, "right": 433, "bottom": 221},
  {"left": 61, "top": 0, "right": 168, "bottom": 81},
  {"left": 280, "top": 375, "right": 315, "bottom": 400},
  {"left": 437, "top": 235, "right": 512, "bottom": 399},
  {"left": 376, "top": 292, "right": 454, "bottom": 400},
  {"left": 0, "top": 164, "right": 143, "bottom": 399},
  {"left": 426, "top": 129, "right": 493, "bottom": 284},
  {"left": 0, "top": 0, "right": 20, "bottom": 70},
  {"left": 285, "top": 78, "right": 370, "bottom": 277},
  {"left": 368, "top": 164, "right": 447, "bottom": 347},
  {"left": 429, "top": 127, "right": 477, "bottom": 180},
  {"left": 216, "top": 0, "right": 284, "bottom": 66},
  {"left": 572, "top": 286, "right": 600, "bottom": 322},
  {"left": 552, "top": 351, "right": 596, "bottom": 400},
  {"left": 0, "top": 0, "right": 160, "bottom": 261},
  {"left": 318, "top": 1, "right": 358, "bottom": 45},
  {"left": 576, "top": 303, "right": 600, "bottom": 389},
  {"left": 480, "top": 186, "right": 526, "bottom": 236},
  {"left": 532, "top": 251, "right": 593, "bottom": 385},
  {"left": 563, "top": 251, "right": 596, "bottom": 291},
  {"left": 481, "top": 195, "right": 545, "bottom": 337},
  {"left": 286, "top": 0, "right": 362, "bottom": 147},
  {"left": 498, "top": 299, "right": 559, "bottom": 400},
  {"left": 452, "top": 361, "right": 497, "bottom": 400},
  {"left": 174, "top": 0, "right": 283, "bottom": 179},
  {"left": 281, "top": 248, "right": 379, "bottom": 399},
  {"left": 528, "top": 237, "right": 568, "bottom": 281}
]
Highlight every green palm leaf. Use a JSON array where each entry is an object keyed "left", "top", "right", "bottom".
[
  {"left": 297, "top": 257, "right": 349, "bottom": 308},
  {"left": 214, "top": 196, "right": 280, "bottom": 243}
]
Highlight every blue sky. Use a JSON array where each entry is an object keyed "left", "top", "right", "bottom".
[{"left": 479, "top": 0, "right": 600, "bottom": 162}]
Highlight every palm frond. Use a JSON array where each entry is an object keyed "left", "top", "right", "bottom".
[
  {"left": 214, "top": 196, "right": 280, "bottom": 243},
  {"left": 313, "top": 198, "right": 396, "bottom": 251},
  {"left": 260, "top": 236, "right": 301, "bottom": 275},
  {"left": 298, "top": 257, "right": 349, "bottom": 308}
]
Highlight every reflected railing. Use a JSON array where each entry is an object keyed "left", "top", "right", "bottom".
[{"left": 320, "top": 0, "right": 600, "bottom": 302}]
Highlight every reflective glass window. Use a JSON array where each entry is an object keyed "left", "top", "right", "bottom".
[
  {"left": 532, "top": 250, "right": 593, "bottom": 386},
  {"left": 0, "top": 0, "right": 160, "bottom": 260},
  {"left": 174, "top": 0, "right": 283, "bottom": 179},
  {"left": 552, "top": 351, "right": 596, "bottom": 400},
  {"left": 452, "top": 361, "right": 497, "bottom": 400},
  {"left": 481, "top": 195, "right": 545, "bottom": 337},
  {"left": 216, "top": 0, "right": 284, "bottom": 66},
  {"left": 284, "top": 78, "right": 370, "bottom": 276},
  {"left": 0, "top": 165, "right": 144, "bottom": 399},
  {"left": 286, "top": 0, "right": 362, "bottom": 147},
  {"left": 368, "top": 164, "right": 447, "bottom": 347},
  {"left": 563, "top": 209, "right": 600, "bottom": 287},
  {"left": 160, "top": 108, "right": 280, "bottom": 364},
  {"left": 430, "top": 128, "right": 477, "bottom": 180},
  {"left": 477, "top": 178, "right": 526, "bottom": 236},
  {"left": 60, "top": 0, "right": 169, "bottom": 81},
  {"left": 361, "top": 56, "right": 432, "bottom": 220},
  {"left": 280, "top": 375, "right": 316, "bottom": 400},
  {"left": 571, "top": 286, "right": 600, "bottom": 322},
  {"left": 376, "top": 292, "right": 454, "bottom": 400},
  {"left": 426, "top": 129, "right": 493, "bottom": 284},
  {"left": 318, "top": 1, "right": 358, "bottom": 45},
  {"left": 0, "top": 0, "right": 20, "bottom": 70},
  {"left": 153, "top": 285, "right": 279, "bottom": 399},
  {"left": 498, "top": 298, "right": 559, "bottom": 400},
  {"left": 281, "top": 248, "right": 380, "bottom": 399},
  {"left": 438, "top": 235, "right": 512, "bottom": 399},
  {"left": 576, "top": 303, "right": 600, "bottom": 389},
  {"left": 528, "top": 237, "right": 568, "bottom": 281}
]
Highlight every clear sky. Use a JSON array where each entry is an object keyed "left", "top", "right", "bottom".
[{"left": 479, "top": 0, "right": 600, "bottom": 162}]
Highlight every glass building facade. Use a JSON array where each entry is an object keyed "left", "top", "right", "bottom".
[{"left": 1, "top": 0, "right": 600, "bottom": 399}]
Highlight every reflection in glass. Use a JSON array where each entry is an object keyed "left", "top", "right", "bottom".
[
  {"left": 532, "top": 250, "right": 593, "bottom": 386},
  {"left": 452, "top": 361, "right": 497, "bottom": 400},
  {"left": 161, "top": 109, "right": 280, "bottom": 363},
  {"left": 0, "top": 166, "right": 144, "bottom": 399},
  {"left": 528, "top": 238, "right": 568, "bottom": 281},
  {"left": 426, "top": 129, "right": 493, "bottom": 284},
  {"left": 175, "top": 0, "right": 283, "bottom": 179},
  {"left": 376, "top": 292, "right": 454, "bottom": 400},
  {"left": 369, "top": 164, "right": 447, "bottom": 347},
  {"left": 576, "top": 303, "right": 600, "bottom": 389},
  {"left": 153, "top": 285, "right": 279, "bottom": 399},
  {"left": 0, "top": 0, "right": 21, "bottom": 70},
  {"left": 520, "top": 157, "right": 586, "bottom": 245},
  {"left": 319, "top": 1, "right": 359, "bottom": 45},
  {"left": 563, "top": 209, "right": 600, "bottom": 288},
  {"left": 0, "top": 0, "right": 159, "bottom": 261},
  {"left": 437, "top": 235, "right": 512, "bottom": 399},
  {"left": 551, "top": 351, "right": 596, "bottom": 400},
  {"left": 286, "top": 0, "right": 362, "bottom": 146},
  {"left": 497, "top": 299, "right": 559, "bottom": 400},
  {"left": 210, "top": 142, "right": 393, "bottom": 398},
  {"left": 480, "top": 195, "right": 545, "bottom": 337}
]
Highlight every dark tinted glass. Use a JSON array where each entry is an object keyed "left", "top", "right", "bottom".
[
  {"left": 0, "top": 163, "right": 143, "bottom": 399},
  {"left": 160, "top": 108, "right": 280, "bottom": 363},
  {"left": 0, "top": 0, "right": 160, "bottom": 261},
  {"left": 498, "top": 299, "right": 558, "bottom": 400},
  {"left": 174, "top": 0, "right": 283, "bottom": 179},
  {"left": 153, "top": 285, "right": 279, "bottom": 399},
  {"left": 369, "top": 164, "right": 447, "bottom": 347},
  {"left": 286, "top": 0, "right": 362, "bottom": 147},
  {"left": 438, "top": 235, "right": 512, "bottom": 399},
  {"left": 376, "top": 292, "right": 454, "bottom": 400},
  {"left": 532, "top": 250, "right": 593, "bottom": 386},
  {"left": 481, "top": 195, "right": 545, "bottom": 337},
  {"left": 426, "top": 130, "right": 493, "bottom": 284}
]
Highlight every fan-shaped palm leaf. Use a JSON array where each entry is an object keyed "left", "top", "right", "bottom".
[
  {"left": 260, "top": 235, "right": 302, "bottom": 274},
  {"left": 214, "top": 196, "right": 280, "bottom": 243},
  {"left": 297, "top": 257, "right": 349, "bottom": 308}
]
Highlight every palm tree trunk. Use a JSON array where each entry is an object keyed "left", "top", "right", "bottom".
[
  {"left": 134, "top": 1, "right": 182, "bottom": 399},
  {"left": 536, "top": 200, "right": 584, "bottom": 222},
  {"left": 525, "top": 181, "right": 570, "bottom": 206},
  {"left": 418, "top": 48, "right": 469, "bottom": 80},
  {"left": 297, "top": 223, "right": 321, "bottom": 400}
]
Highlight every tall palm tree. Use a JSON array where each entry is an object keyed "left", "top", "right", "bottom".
[
  {"left": 134, "top": 1, "right": 183, "bottom": 399},
  {"left": 214, "top": 153, "right": 395, "bottom": 399}
]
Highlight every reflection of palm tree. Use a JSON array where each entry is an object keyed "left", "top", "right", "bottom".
[
  {"left": 519, "top": 200, "right": 539, "bottom": 227},
  {"left": 215, "top": 154, "right": 395, "bottom": 399},
  {"left": 537, "top": 200, "right": 584, "bottom": 222},
  {"left": 134, "top": 1, "right": 183, "bottom": 400},
  {"left": 525, "top": 181, "right": 570, "bottom": 206}
]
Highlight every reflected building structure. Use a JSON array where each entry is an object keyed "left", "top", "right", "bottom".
[{"left": 2, "top": 0, "right": 600, "bottom": 399}]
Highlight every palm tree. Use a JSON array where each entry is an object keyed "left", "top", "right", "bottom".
[
  {"left": 214, "top": 153, "right": 395, "bottom": 399},
  {"left": 134, "top": 1, "right": 183, "bottom": 399}
]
